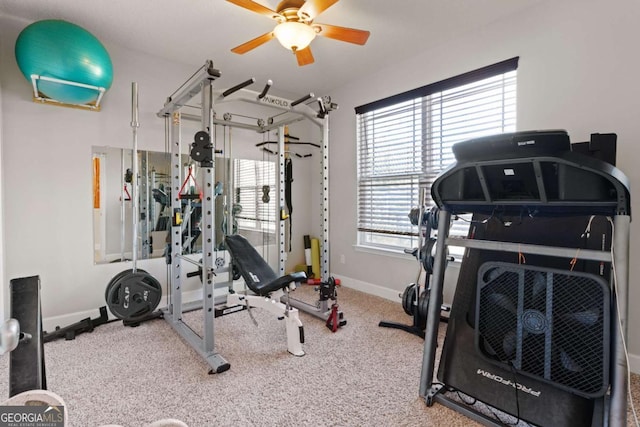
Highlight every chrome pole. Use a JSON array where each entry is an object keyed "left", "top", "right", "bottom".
[{"left": 131, "top": 82, "right": 140, "bottom": 273}]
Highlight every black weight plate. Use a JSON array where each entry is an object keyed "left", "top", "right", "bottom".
[
  {"left": 105, "top": 269, "right": 148, "bottom": 301},
  {"left": 106, "top": 272, "right": 161, "bottom": 321},
  {"left": 194, "top": 130, "right": 210, "bottom": 146},
  {"left": 107, "top": 273, "right": 161, "bottom": 321},
  {"left": 418, "top": 290, "right": 430, "bottom": 330},
  {"left": 421, "top": 238, "right": 436, "bottom": 274},
  {"left": 190, "top": 146, "right": 207, "bottom": 163},
  {"left": 429, "top": 206, "right": 439, "bottom": 229},
  {"left": 401, "top": 283, "right": 417, "bottom": 316}
]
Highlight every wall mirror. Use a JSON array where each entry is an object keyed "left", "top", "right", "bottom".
[{"left": 92, "top": 146, "right": 276, "bottom": 265}]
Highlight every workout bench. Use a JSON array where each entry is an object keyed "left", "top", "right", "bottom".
[{"left": 225, "top": 234, "right": 307, "bottom": 356}]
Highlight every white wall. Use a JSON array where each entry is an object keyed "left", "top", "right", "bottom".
[
  {"left": 0, "top": 33, "right": 5, "bottom": 321},
  {"left": 0, "top": 14, "right": 317, "bottom": 328},
  {"left": 327, "top": 0, "right": 640, "bottom": 368}
]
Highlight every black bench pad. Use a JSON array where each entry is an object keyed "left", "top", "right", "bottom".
[{"left": 225, "top": 234, "right": 307, "bottom": 296}]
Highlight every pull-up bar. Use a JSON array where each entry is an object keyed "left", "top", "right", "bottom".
[
  {"left": 317, "top": 97, "right": 327, "bottom": 117},
  {"left": 222, "top": 78, "right": 255, "bottom": 98},
  {"left": 258, "top": 80, "right": 273, "bottom": 99},
  {"left": 291, "top": 93, "right": 314, "bottom": 107}
]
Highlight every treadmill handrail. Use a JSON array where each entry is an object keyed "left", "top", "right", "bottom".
[{"left": 431, "top": 151, "right": 631, "bottom": 218}]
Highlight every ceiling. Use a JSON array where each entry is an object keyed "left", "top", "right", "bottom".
[{"left": 0, "top": 0, "right": 542, "bottom": 96}]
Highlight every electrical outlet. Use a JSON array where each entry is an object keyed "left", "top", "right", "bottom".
[{"left": 340, "top": 254, "right": 346, "bottom": 264}]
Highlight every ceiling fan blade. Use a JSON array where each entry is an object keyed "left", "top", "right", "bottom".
[
  {"left": 231, "top": 32, "right": 275, "bottom": 54},
  {"left": 298, "top": 0, "right": 339, "bottom": 21},
  {"left": 295, "top": 46, "right": 315, "bottom": 66},
  {"left": 226, "top": 0, "right": 283, "bottom": 20},
  {"left": 315, "top": 23, "right": 370, "bottom": 45}
]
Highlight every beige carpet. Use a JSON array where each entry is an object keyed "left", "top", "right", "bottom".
[{"left": 0, "top": 285, "right": 637, "bottom": 426}]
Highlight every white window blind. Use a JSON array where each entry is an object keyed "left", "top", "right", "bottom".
[
  {"left": 234, "top": 159, "right": 276, "bottom": 233},
  {"left": 356, "top": 58, "right": 518, "bottom": 252}
]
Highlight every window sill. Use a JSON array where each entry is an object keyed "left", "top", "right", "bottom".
[
  {"left": 353, "top": 243, "right": 463, "bottom": 266},
  {"left": 353, "top": 244, "right": 416, "bottom": 261}
]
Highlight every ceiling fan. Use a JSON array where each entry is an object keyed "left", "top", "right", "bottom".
[{"left": 227, "top": 0, "right": 370, "bottom": 66}]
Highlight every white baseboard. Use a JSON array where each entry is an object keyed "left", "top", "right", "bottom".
[
  {"left": 42, "top": 289, "right": 204, "bottom": 333},
  {"left": 333, "top": 274, "right": 402, "bottom": 304},
  {"left": 628, "top": 353, "right": 640, "bottom": 375}
]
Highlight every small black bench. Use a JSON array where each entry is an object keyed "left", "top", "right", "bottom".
[
  {"left": 225, "top": 234, "right": 307, "bottom": 356},
  {"left": 225, "top": 234, "right": 307, "bottom": 296}
]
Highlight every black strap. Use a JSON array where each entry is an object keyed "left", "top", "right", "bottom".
[{"left": 285, "top": 158, "right": 294, "bottom": 251}]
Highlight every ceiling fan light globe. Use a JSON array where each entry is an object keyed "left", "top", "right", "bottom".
[{"left": 274, "top": 21, "right": 316, "bottom": 51}]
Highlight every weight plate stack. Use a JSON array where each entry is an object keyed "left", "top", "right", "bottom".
[{"left": 401, "top": 283, "right": 417, "bottom": 316}]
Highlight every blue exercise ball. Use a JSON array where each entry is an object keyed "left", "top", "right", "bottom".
[{"left": 15, "top": 20, "right": 114, "bottom": 105}]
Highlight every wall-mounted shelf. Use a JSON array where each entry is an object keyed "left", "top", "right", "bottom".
[{"left": 30, "top": 74, "right": 106, "bottom": 111}]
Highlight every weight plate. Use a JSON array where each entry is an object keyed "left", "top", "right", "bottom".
[
  {"left": 429, "top": 206, "right": 439, "bottom": 229},
  {"left": 193, "top": 130, "right": 210, "bottom": 146},
  {"left": 190, "top": 146, "right": 208, "bottom": 163},
  {"left": 408, "top": 208, "right": 420, "bottom": 226},
  {"left": 106, "top": 272, "right": 161, "bottom": 321},
  {"left": 421, "top": 238, "right": 436, "bottom": 274},
  {"left": 105, "top": 269, "right": 148, "bottom": 301},
  {"left": 401, "top": 283, "right": 417, "bottom": 316},
  {"left": 418, "top": 290, "right": 430, "bottom": 330}
]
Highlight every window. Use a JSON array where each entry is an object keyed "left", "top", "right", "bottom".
[
  {"left": 234, "top": 159, "right": 276, "bottom": 233},
  {"left": 356, "top": 58, "right": 518, "bottom": 253}
]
